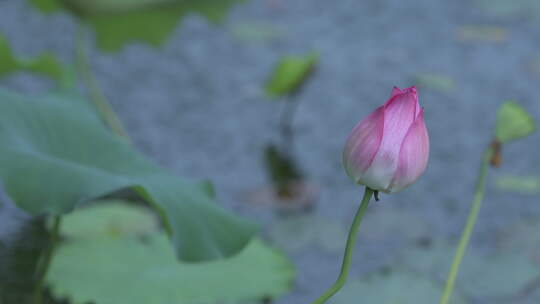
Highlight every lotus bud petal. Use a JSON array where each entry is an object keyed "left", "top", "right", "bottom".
[{"left": 343, "top": 86, "right": 429, "bottom": 193}]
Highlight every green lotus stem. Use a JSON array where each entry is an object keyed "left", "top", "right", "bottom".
[
  {"left": 33, "top": 216, "right": 62, "bottom": 304},
  {"left": 311, "top": 187, "right": 374, "bottom": 304},
  {"left": 75, "top": 24, "right": 129, "bottom": 139},
  {"left": 279, "top": 96, "right": 301, "bottom": 155},
  {"left": 438, "top": 147, "right": 494, "bottom": 304}
]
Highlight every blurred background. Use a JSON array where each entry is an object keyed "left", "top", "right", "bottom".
[{"left": 1, "top": 0, "right": 540, "bottom": 303}]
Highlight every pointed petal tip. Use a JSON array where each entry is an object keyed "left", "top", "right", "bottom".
[
  {"left": 385, "top": 86, "right": 419, "bottom": 110},
  {"left": 391, "top": 86, "right": 403, "bottom": 98},
  {"left": 406, "top": 86, "right": 417, "bottom": 92},
  {"left": 392, "top": 86, "right": 417, "bottom": 95}
]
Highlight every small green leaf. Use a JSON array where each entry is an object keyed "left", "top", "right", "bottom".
[
  {"left": 0, "top": 35, "right": 67, "bottom": 85},
  {"left": 458, "top": 25, "right": 507, "bottom": 43},
  {"left": 495, "top": 102, "right": 535, "bottom": 143},
  {"left": 496, "top": 175, "right": 540, "bottom": 194},
  {"left": 47, "top": 203, "right": 295, "bottom": 304},
  {"left": 415, "top": 73, "right": 455, "bottom": 92},
  {"left": 0, "top": 89, "right": 257, "bottom": 262},
  {"left": 28, "top": 0, "right": 246, "bottom": 52},
  {"left": 265, "top": 52, "right": 318, "bottom": 98}
]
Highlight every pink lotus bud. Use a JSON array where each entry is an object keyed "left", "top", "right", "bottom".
[{"left": 343, "top": 86, "right": 429, "bottom": 193}]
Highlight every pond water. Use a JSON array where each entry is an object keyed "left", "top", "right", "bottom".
[{"left": 1, "top": 0, "right": 540, "bottom": 303}]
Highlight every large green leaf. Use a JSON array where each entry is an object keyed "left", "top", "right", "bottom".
[
  {"left": 330, "top": 270, "right": 467, "bottom": 304},
  {"left": 401, "top": 241, "right": 540, "bottom": 300},
  {"left": 47, "top": 202, "right": 295, "bottom": 304},
  {"left": 498, "top": 218, "right": 540, "bottom": 265},
  {"left": 28, "top": 0, "right": 246, "bottom": 52},
  {"left": 265, "top": 52, "right": 318, "bottom": 98},
  {"left": 0, "top": 89, "right": 257, "bottom": 261},
  {"left": 268, "top": 207, "right": 431, "bottom": 255},
  {"left": 0, "top": 34, "right": 68, "bottom": 86},
  {"left": 458, "top": 253, "right": 540, "bottom": 299},
  {"left": 329, "top": 236, "right": 540, "bottom": 304}
]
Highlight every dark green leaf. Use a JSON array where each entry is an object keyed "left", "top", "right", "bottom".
[
  {"left": 28, "top": 0, "right": 246, "bottom": 52},
  {"left": 28, "top": 0, "right": 63, "bottom": 12},
  {"left": 0, "top": 89, "right": 257, "bottom": 261},
  {"left": 47, "top": 202, "right": 294, "bottom": 304},
  {"left": 0, "top": 34, "right": 67, "bottom": 85},
  {"left": 265, "top": 52, "right": 318, "bottom": 98},
  {"left": 263, "top": 144, "right": 303, "bottom": 195}
]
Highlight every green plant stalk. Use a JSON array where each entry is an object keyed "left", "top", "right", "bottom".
[
  {"left": 33, "top": 216, "right": 62, "bottom": 304},
  {"left": 279, "top": 95, "right": 301, "bottom": 156},
  {"left": 75, "top": 24, "right": 129, "bottom": 139},
  {"left": 311, "top": 187, "right": 374, "bottom": 304},
  {"left": 438, "top": 147, "right": 494, "bottom": 304}
]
